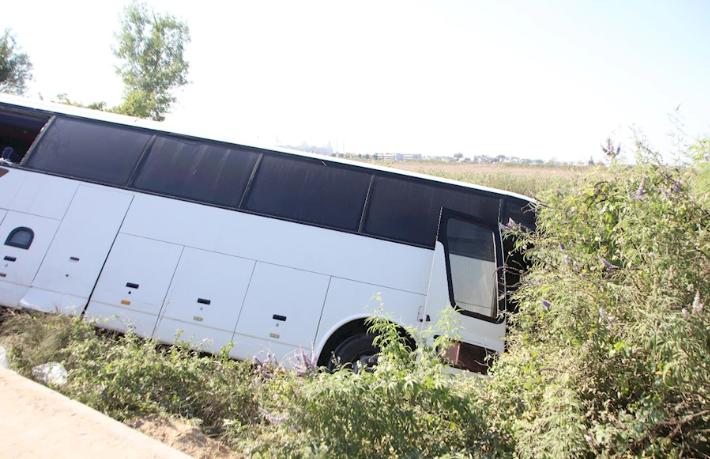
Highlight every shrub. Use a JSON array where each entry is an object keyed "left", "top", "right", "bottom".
[
  {"left": 0, "top": 312, "right": 261, "bottom": 434},
  {"left": 237, "top": 318, "right": 504, "bottom": 458},
  {"left": 490, "top": 155, "right": 710, "bottom": 457}
]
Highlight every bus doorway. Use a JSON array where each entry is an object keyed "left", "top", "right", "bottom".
[
  {"left": 0, "top": 108, "right": 50, "bottom": 164},
  {"left": 423, "top": 208, "right": 506, "bottom": 372}
]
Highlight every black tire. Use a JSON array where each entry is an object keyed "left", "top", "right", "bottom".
[{"left": 327, "top": 333, "right": 379, "bottom": 372}]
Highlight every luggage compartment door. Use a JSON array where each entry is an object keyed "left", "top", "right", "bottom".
[
  {"left": 153, "top": 247, "right": 255, "bottom": 354},
  {"left": 23, "top": 186, "right": 133, "bottom": 314},
  {"left": 233, "top": 262, "right": 330, "bottom": 363},
  {"left": 84, "top": 234, "right": 182, "bottom": 337},
  {"left": 0, "top": 211, "right": 59, "bottom": 307}
]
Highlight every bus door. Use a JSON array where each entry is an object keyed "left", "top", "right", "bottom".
[{"left": 422, "top": 208, "right": 506, "bottom": 371}]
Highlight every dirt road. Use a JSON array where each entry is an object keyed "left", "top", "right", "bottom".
[{"left": 0, "top": 368, "right": 190, "bottom": 459}]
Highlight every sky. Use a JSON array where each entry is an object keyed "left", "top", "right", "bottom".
[{"left": 2, "top": 0, "right": 710, "bottom": 162}]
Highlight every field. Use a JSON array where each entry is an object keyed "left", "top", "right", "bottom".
[
  {"left": 1, "top": 155, "right": 708, "bottom": 458},
  {"left": 378, "top": 161, "right": 595, "bottom": 196}
]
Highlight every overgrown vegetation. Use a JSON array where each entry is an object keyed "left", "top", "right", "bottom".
[
  {"left": 1, "top": 146, "right": 708, "bottom": 457},
  {"left": 488, "top": 152, "right": 710, "bottom": 457}
]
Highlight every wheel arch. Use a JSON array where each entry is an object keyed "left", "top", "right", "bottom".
[{"left": 315, "top": 315, "right": 417, "bottom": 367}]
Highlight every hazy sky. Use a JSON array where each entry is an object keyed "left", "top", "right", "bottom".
[{"left": 3, "top": 1, "right": 710, "bottom": 161}]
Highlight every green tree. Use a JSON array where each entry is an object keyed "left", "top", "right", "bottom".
[
  {"left": 113, "top": 2, "right": 190, "bottom": 121},
  {"left": 54, "top": 93, "right": 107, "bottom": 111},
  {"left": 0, "top": 29, "right": 32, "bottom": 95}
]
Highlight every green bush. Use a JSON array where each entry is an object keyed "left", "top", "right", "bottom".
[
  {"left": 0, "top": 313, "right": 261, "bottom": 434},
  {"left": 236, "top": 318, "right": 502, "bottom": 458},
  {"left": 490, "top": 157, "right": 710, "bottom": 457}
]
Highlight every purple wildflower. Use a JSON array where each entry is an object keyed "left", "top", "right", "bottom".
[
  {"left": 294, "top": 349, "right": 318, "bottom": 376},
  {"left": 559, "top": 243, "right": 565, "bottom": 250},
  {"left": 599, "top": 257, "right": 619, "bottom": 271},
  {"left": 633, "top": 181, "right": 645, "bottom": 200},
  {"left": 671, "top": 181, "right": 682, "bottom": 194},
  {"left": 541, "top": 299, "right": 551, "bottom": 311}
]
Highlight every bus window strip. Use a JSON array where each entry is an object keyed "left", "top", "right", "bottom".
[
  {"left": 17, "top": 115, "right": 56, "bottom": 168},
  {"left": 125, "top": 134, "right": 158, "bottom": 187},
  {"left": 236, "top": 153, "right": 264, "bottom": 209},
  {"left": 357, "top": 174, "right": 376, "bottom": 233},
  {"left": 15, "top": 113, "right": 517, "bottom": 250},
  {"left": 20, "top": 112, "right": 513, "bottom": 210},
  {"left": 17, "top": 160, "right": 512, "bottom": 252}
]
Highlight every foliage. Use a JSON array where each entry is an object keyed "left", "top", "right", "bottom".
[
  {"left": 113, "top": 1, "right": 190, "bottom": 121},
  {"left": 0, "top": 28, "right": 32, "bottom": 95},
  {"left": 0, "top": 312, "right": 260, "bottom": 435},
  {"left": 235, "top": 318, "right": 503, "bottom": 458},
  {"left": 53, "top": 93, "right": 108, "bottom": 111},
  {"left": 491, "top": 153, "right": 710, "bottom": 457}
]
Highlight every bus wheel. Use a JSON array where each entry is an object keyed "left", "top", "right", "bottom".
[{"left": 327, "top": 333, "right": 379, "bottom": 373}]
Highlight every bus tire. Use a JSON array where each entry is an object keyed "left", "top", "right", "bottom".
[{"left": 327, "top": 333, "right": 379, "bottom": 372}]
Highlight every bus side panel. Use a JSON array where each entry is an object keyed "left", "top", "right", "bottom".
[
  {"left": 120, "top": 194, "right": 432, "bottom": 295},
  {"left": 0, "top": 169, "right": 77, "bottom": 220},
  {"left": 22, "top": 186, "right": 133, "bottom": 314},
  {"left": 84, "top": 234, "right": 182, "bottom": 337},
  {"left": 153, "top": 247, "right": 255, "bottom": 354},
  {"left": 0, "top": 211, "right": 59, "bottom": 308},
  {"left": 313, "top": 277, "right": 425, "bottom": 357},
  {"left": 232, "top": 262, "right": 330, "bottom": 365}
]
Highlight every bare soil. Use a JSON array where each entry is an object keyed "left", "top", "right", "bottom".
[
  {"left": 127, "top": 416, "right": 241, "bottom": 459},
  {"left": 0, "top": 367, "right": 188, "bottom": 459}
]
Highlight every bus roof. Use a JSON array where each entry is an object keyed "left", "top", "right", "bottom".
[{"left": 0, "top": 93, "right": 534, "bottom": 203}]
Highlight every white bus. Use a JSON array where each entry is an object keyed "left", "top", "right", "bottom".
[{"left": 0, "top": 95, "right": 535, "bottom": 372}]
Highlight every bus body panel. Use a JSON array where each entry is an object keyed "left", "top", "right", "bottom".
[
  {"left": 84, "top": 234, "right": 183, "bottom": 336},
  {"left": 233, "top": 262, "right": 331, "bottom": 353},
  {"left": 85, "top": 302, "right": 161, "bottom": 338},
  {"left": 229, "top": 334, "right": 303, "bottom": 366},
  {"left": 0, "top": 211, "right": 59, "bottom": 295},
  {"left": 28, "top": 185, "right": 133, "bottom": 314},
  {"left": 0, "top": 170, "right": 77, "bottom": 220},
  {"left": 314, "top": 277, "right": 425, "bottom": 357},
  {"left": 120, "top": 194, "right": 432, "bottom": 295},
  {"left": 154, "top": 317, "right": 235, "bottom": 355},
  {"left": 153, "top": 247, "right": 255, "bottom": 349}
]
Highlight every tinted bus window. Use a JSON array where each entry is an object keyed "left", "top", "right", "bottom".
[
  {"left": 134, "top": 136, "right": 260, "bottom": 207},
  {"left": 364, "top": 176, "right": 500, "bottom": 247},
  {"left": 245, "top": 155, "right": 371, "bottom": 231},
  {"left": 26, "top": 117, "right": 151, "bottom": 185}
]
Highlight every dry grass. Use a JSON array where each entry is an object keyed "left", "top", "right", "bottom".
[{"left": 369, "top": 161, "right": 598, "bottom": 197}]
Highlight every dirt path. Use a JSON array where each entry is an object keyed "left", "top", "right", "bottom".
[{"left": 0, "top": 368, "right": 190, "bottom": 459}]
